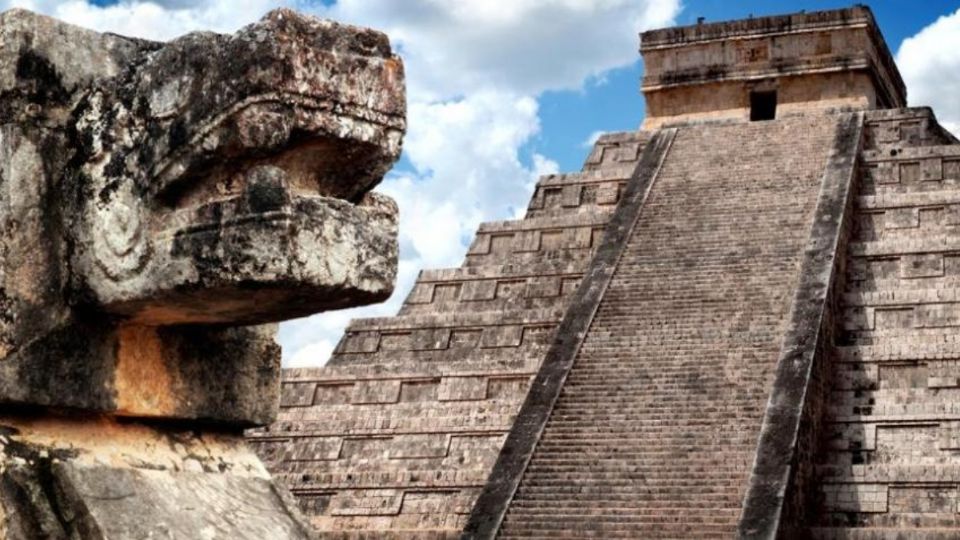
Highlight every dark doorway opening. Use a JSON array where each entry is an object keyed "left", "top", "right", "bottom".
[{"left": 750, "top": 90, "right": 777, "bottom": 121}]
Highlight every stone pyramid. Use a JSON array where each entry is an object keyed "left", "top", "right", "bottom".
[{"left": 249, "top": 6, "right": 960, "bottom": 538}]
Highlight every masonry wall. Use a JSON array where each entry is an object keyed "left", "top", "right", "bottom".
[
  {"left": 642, "top": 72, "right": 877, "bottom": 129},
  {"left": 640, "top": 6, "right": 905, "bottom": 129},
  {"left": 809, "top": 108, "right": 960, "bottom": 537},
  {"left": 497, "top": 115, "right": 841, "bottom": 538}
]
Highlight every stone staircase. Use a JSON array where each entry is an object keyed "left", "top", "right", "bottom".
[
  {"left": 247, "top": 132, "right": 648, "bottom": 538},
  {"left": 809, "top": 108, "right": 960, "bottom": 538},
  {"left": 250, "top": 108, "right": 960, "bottom": 539},
  {"left": 497, "top": 115, "right": 843, "bottom": 538}
]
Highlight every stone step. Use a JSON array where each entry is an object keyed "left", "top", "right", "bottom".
[
  {"left": 274, "top": 469, "right": 492, "bottom": 489},
  {"left": 858, "top": 186, "right": 960, "bottom": 210},
  {"left": 863, "top": 108, "right": 958, "bottom": 152},
  {"left": 847, "top": 277, "right": 960, "bottom": 293},
  {"left": 401, "top": 260, "right": 586, "bottom": 316},
  {"left": 525, "top": 169, "right": 631, "bottom": 219},
  {"left": 327, "top": 308, "right": 563, "bottom": 363},
  {"left": 817, "top": 464, "right": 960, "bottom": 482},
  {"left": 849, "top": 235, "right": 960, "bottom": 256},
  {"left": 313, "top": 531, "right": 460, "bottom": 540},
  {"left": 261, "top": 401, "right": 520, "bottom": 430},
  {"left": 281, "top": 355, "right": 541, "bottom": 381},
  {"left": 835, "top": 341, "right": 960, "bottom": 363},
  {"left": 497, "top": 521, "right": 733, "bottom": 539},
  {"left": 580, "top": 131, "right": 649, "bottom": 172},
  {"left": 464, "top": 213, "right": 610, "bottom": 268},
  {"left": 843, "top": 288, "right": 960, "bottom": 308},
  {"left": 862, "top": 144, "right": 960, "bottom": 164}
]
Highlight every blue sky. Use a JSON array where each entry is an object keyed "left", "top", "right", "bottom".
[
  {"left": 4, "top": 0, "right": 959, "bottom": 366},
  {"left": 534, "top": 1, "right": 960, "bottom": 173}
]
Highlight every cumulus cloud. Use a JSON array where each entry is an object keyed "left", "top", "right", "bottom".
[
  {"left": 1, "top": 0, "right": 284, "bottom": 40},
  {"left": 3, "top": 0, "right": 680, "bottom": 366},
  {"left": 583, "top": 130, "right": 605, "bottom": 148},
  {"left": 897, "top": 8, "right": 960, "bottom": 136},
  {"left": 325, "top": 0, "right": 679, "bottom": 99}
]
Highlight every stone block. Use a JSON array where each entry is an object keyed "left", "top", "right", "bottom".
[
  {"left": 916, "top": 304, "right": 960, "bottom": 329},
  {"left": 884, "top": 208, "right": 920, "bottom": 229},
  {"left": 516, "top": 230, "right": 541, "bottom": 252},
  {"left": 350, "top": 380, "right": 402, "bottom": 404},
  {"left": 406, "top": 283, "right": 434, "bottom": 304},
  {"left": 378, "top": 332, "right": 412, "bottom": 352},
  {"left": 53, "top": 464, "right": 313, "bottom": 538},
  {"left": 944, "top": 159, "right": 960, "bottom": 180},
  {"left": 873, "top": 162, "right": 898, "bottom": 184},
  {"left": 940, "top": 421, "right": 960, "bottom": 450},
  {"left": 901, "top": 254, "right": 944, "bottom": 278},
  {"left": 922, "top": 158, "right": 943, "bottom": 181},
  {"left": 889, "top": 486, "right": 957, "bottom": 514},
  {"left": 467, "top": 234, "right": 492, "bottom": 255},
  {"left": 946, "top": 204, "right": 960, "bottom": 226},
  {"left": 313, "top": 384, "right": 354, "bottom": 405},
  {"left": 280, "top": 383, "right": 317, "bottom": 407},
  {"left": 539, "top": 230, "right": 566, "bottom": 250},
  {"left": 561, "top": 185, "right": 582, "bottom": 207},
  {"left": 461, "top": 280, "right": 498, "bottom": 302},
  {"left": 479, "top": 326, "right": 524, "bottom": 348},
  {"left": 899, "top": 162, "right": 920, "bottom": 183},
  {"left": 329, "top": 489, "right": 403, "bottom": 516},
  {"left": 411, "top": 328, "right": 451, "bottom": 351},
  {"left": 822, "top": 484, "right": 889, "bottom": 513},
  {"left": 388, "top": 434, "right": 451, "bottom": 459},
  {"left": 438, "top": 377, "right": 489, "bottom": 402},
  {"left": 495, "top": 280, "right": 526, "bottom": 299},
  {"left": 489, "top": 234, "right": 516, "bottom": 255},
  {"left": 340, "top": 331, "right": 380, "bottom": 354},
  {"left": 525, "top": 277, "right": 562, "bottom": 298},
  {"left": 285, "top": 437, "right": 343, "bottom": 461},
  {"left": 929, "top": 376, "right": 960, "bottom": 388},
  {"left": 596, "top": 182, "right": 620, "bottom": 205}
]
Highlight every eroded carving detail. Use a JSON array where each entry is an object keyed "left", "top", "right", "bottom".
[{"left": 0, "top": 6, "right": 405, "bottom": 538}]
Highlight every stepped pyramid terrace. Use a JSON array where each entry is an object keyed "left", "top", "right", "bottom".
[{"left": 239, "top": 4, "right": 960, "bottom": 539}]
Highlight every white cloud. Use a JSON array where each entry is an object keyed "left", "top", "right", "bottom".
[
  {"left": 4, "top": 0, "right": 680, "bottom": 366},
  {"left": 324, "top": 0, "right": 678, "bottom": 99},
  {"left": 897, "top": 8, "right": 960, "bottom": 136},
  {"left": 583, "top": 130, "right": 605, "bottom": 148},
  {"left": 1, "top": 0, "right": 284, "bottom": 40}
]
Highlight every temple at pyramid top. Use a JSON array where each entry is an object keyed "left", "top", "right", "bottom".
[{"left": 640, "top": 6, "right": 907, "bottom": 128}]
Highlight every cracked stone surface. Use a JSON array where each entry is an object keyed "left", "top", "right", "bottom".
[{"left": 0, "top": 6, "right": 405, "bottom": 539}]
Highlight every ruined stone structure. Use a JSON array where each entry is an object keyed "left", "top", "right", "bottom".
[
  {"left": 0, "top": 8, "right": 404, "bottom": 538},
  {"left": 251, "top": 6, "right": 960, "bottom": 539}
]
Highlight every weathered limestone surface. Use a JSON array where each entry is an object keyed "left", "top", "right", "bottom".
[
  {"left": 641, "top": 7, "right": 905, "bottom": 129},
  {"left": 0, "top": 6, "right": 403, "bottom": 421},
  {"left": 0, "top": 416, "right": 312, "bottom": 539},
  {"left": 0, "top": 7, "right": 405, "bottom": 539},
  {"left": 807, "top": 109, "right": 960, "bottom": 538}
]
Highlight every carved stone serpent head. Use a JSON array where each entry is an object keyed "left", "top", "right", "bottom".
[{"left": 0, "top": 8, "right": 404, "bottom": 422}]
